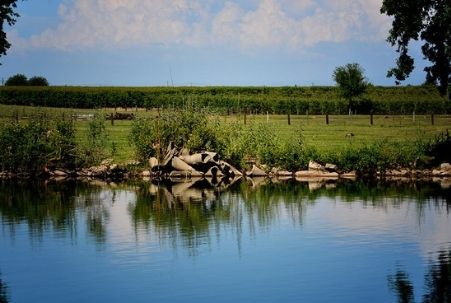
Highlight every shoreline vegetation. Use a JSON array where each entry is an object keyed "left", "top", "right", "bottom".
[{"left": 0, "top": 85, "right": 450, "bottom": 182}]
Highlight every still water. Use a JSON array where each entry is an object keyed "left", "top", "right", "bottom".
[{"left": 0, "top": 179, "right": 450, "bottom": 303}]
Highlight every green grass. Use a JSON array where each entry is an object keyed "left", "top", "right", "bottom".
[{"left": 1, "top": 104, "right": 450, "bottom": 164}]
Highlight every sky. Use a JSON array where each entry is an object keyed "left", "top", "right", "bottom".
[{"left": 1, "top": 0, "right": 430, "bottom": 86}]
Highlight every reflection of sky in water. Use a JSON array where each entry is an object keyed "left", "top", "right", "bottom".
[
  {"left": 102, "top": 191, "right": 451, "bottom": 262},
  {"left": 0, "top": 182, "right": 450, "bottom": 303},
  {"left": 306, "top": 197, "right": 451, "bottom": 259}
]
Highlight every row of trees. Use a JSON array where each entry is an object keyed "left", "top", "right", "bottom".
[
  {"left": 1, "top": 86, "right": 448, "bottom": 114},
  {"left": 3, "top": 73, "right": 49, "bottom": 86}
]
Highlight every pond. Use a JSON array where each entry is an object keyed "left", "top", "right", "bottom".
[{"left": 0, "top": 178, "right": 450, "bottom": 303}]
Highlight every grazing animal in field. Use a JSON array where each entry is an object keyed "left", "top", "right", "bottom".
[{"left": 345, "top": 133, "right": 355, "bottom": 138}]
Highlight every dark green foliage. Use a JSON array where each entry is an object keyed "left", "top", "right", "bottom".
[
  {"left": 272, "top": 132, "right": 314, "bottom": 171},
  {"left": 0, "top": 0, "right": 19, "bottom": 64},
  {"left": 4, "top": 75, "right": 49, "bottom": 86},
  {"left": 329, "top": 140, "right": 423, "bottom": 173},
  {"left": 130, "top": 109, "right": 309, "bottom": 169},
  {"left": 129, "top": 106, "right": 217, "bottom": 162},
  {"left": 333, "top": 63, "right": 369, "bottom": 113},
  {"left": 50, "top": 116, "right": 76, "bottom": 169},
  {"left": 77, "top": 113, "right": 108, "bottom": 166},
  {"left": 0, "top": 113, "right": 76, "bottom": 173},
  {"left": 28, "top": 76, "right": 49, "bottom": 86},
  {"left": 129, "top": 117, "right": 156, "bottom": 161},
  {"left": 0, "top": 85, "right": 448, "bottom": 114},
  {"left": 4, "top": 74, "right": 27, "bottom": 86},
  {"left": 381, "top": 0, "right": 450, "bottom": 97},
  {"left": 423, "top": 131, "right": 451, "bottom": 166}
]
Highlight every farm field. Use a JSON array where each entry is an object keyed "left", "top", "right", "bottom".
[
  {"left": 1, "top": 85, "right": 449, "bottom": 114},
  {"left": 1, "top": 104, "right": 450, "bottom": 164}
]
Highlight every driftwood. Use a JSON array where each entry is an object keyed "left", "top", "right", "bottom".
[
  {"left": 179, "top": 153, "right": 208, "bottom": 165},
  {"left": 151, "top": 144, "right": 242, "bottom": 180}
]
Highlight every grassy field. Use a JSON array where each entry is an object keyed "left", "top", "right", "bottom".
[{"left": 1, "top": 104, "right": 450, "bottom": 164}]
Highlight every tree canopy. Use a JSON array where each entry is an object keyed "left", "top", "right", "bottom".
[
  {"left": 4, "top": 73, "right": 27, "bottom": 86},
  {"left": 4, "top": 74, "right": 49, "bottom": 86},
  {"left": 381, "top": 0, "right": 450, "bottom": 98},
  {"left": 0, "top": 1, "right": 20, "bottom": 64},
  {"left": 28, "top": 76, "right": 49, "bottom": 86},
  {"left": 332, "top": 63, "right": 368, "bottom": 113}
]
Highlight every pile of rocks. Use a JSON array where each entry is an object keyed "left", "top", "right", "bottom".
[
  {"left": 245, "top": 161, "right": 356, "bottom": 181},
  {"left": 48, "top": 159, "right": 126, "bottom": 180},
  {"left": 384, "top": 163, "right": 451, "bottom": 178}
]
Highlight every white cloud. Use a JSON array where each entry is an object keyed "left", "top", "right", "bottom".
[{"left": 11, "top": 0, "right": 391, "bottom": 51}]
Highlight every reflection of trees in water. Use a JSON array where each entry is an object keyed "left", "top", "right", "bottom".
[
  {"left": 389, "top": 249, "right": 451, "bottom": 303},
  {"left": 0, "top": 181, "right": 78, "bottom": 241},
  {"left": 130, "top": 178, "right": 451, "bottom": 253},
  {"left": 389, "top": 270, "right": 415, "bottom": 303},
  {"left": 240, "top": 178, "right": 311, "bottom": 229},
  {"left": 0, "top": 181, "right": 110, "bottom": 246},
  {"left": 0, "top": 272, "right": 9, "bottom": 303},
  {"left": 0, "top": 179, "right": 450, "bottom": 252},
  {"left": 130, "top": 179, "right": 240, "bottom": 255},
  {"left": 76, "top": 191, "right": 111, "bottom": 245}
]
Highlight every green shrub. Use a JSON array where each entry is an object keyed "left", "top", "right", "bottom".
[
  {"left": 129, "top": 105, "right": 219, "bottom": 162},
  {"left": 0, "top": 113, "right": 76, "bottom": 172},
  {"left": 422, "top": 131, "right": 451, "bottom": 166},
  {"left": 129, "top": 117, "right": 156, "bottom": 161},
  {"left": 273, "top": 133, "right": 317, "bottom": 171},
  {"left": 77, "top": 113, "right": 108, "bottom": 166},
  {"left": 49, "top": 116, "right": 76, "bottom": 169}
]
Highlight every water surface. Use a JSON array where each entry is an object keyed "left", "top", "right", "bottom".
[{"left": 0, "top": 179, "right": 450, "bottom": 302}]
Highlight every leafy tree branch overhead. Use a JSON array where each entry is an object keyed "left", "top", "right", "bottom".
[
  {"left": 381, "top": 0, "right": 450, "bottom": 98},
  {"left": 0, "top": 1, "right": 20, "bottom": 65}
]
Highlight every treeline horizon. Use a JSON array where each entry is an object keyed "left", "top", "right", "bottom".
[{"left": 0, "top": 84, "right": 449, "bottom": 114}]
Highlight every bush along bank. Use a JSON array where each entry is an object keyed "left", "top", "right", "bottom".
[{"left": 0, "top": 108, "right": 450, "bottom": 180}]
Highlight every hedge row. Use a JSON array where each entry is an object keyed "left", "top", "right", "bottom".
[{"left": 0, "top": 85, "right": 449, "bottom": 114}]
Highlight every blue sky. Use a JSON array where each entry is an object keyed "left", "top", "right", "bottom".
[{"left": 1, "top": 0, "right": 429, "bottom": 86}]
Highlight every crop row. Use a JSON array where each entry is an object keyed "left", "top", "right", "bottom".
[{"left": 0, "top": 85, "right": 449, "bottom": 114}]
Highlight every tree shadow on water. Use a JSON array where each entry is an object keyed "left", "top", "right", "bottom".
[
  {"left": 389, "top": 249, "right": 451, "bottom": 303},
  {"left": 0, "top": 273, "right": 10, "bottom": 303}
]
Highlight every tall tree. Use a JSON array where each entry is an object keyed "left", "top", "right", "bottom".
[
  {"left": 381, "top": 0, "right": 450, "bottom": 98},
  {"left": 0, "top": 1, "right": 20, "bottom": 64},
  {"left": 332, "top": 63, "right": 369, "bottom": 115}
]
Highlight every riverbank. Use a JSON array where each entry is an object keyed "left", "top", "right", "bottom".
[
  {"left": 1, "top": 105, "right": 450, "bottom": 179},
  {"left": 1, "top": 160, "right": 451, "bottom": 187}
]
